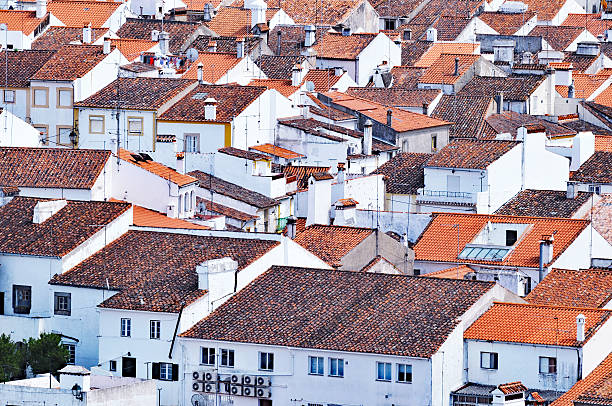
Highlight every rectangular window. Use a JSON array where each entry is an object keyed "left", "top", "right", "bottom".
[
  {"left": 506, "top": 230, "right": 518, "bottom": 246},
  {"left": 376, "top": 362, "right": 391, "bottom": 381},
  {"left": 109, "top": 360, "right": 117, "bottom": 372},
  {"left": 431, "top": 134, "right": 437, "bottom": 152},
  {"left": 220, "top": 349, "right": 234, "bottom": 367},
  {"left": 89, "top": 115, "right": 105, "bottom": 134},
  {"left": 589, "top": 185, "right": 601, "bottom": 195},
  {"left": 12, "top": 285, "right": 31, "bottom": 314},
  {"left": 259, "top": 352, "right": 274, "bottom": 371},
  {"left": 54, "top": 292, "right": 71, "bottom": 316},
  {"left": 329, "top": 358, "right": 344, "bottom": 377},
  {"left": 150, "top": 320, "right": 160, "bottom": 339},
  {"left": 127, "top": 117, "right": 143, "bottom": 136},
  {"left": 384, "top": 19, "right": 396, "bottom": 30},
  {"left": 159, "top": 362, "right": 173, "bottom": 381},
  {"left": 3, "top": 90, "right": 15, "bottom": 103},
  {"left": 201, "top": 347, "right": 215, "bottom": 365},
  {"left": 480, "top": 352, "right": 498, "bottom": 369},
  {"left": 57, "top": 126, "right": 73, "bottom": 147},
  {"left": 34, "top": 125, "right": 48, "bottom": 145},
  {"left": 308, "top": 356, "right": 324, "bottom": 375},
  {"left": 539, "top": 357, "right": 557, "bottom": 374},
  {"left": 63, "top": 344, "right": 76, "bottom": 364},
  {"left": 57, "top": 88, "right": 72, "bottom": 108},
  {"left": 397, "top": 363, "right": 412, "bottom": 383},
  {"left": 184, "top": 133, "right": 200, "bottom": 153},
  {"left": 33, "top": 88, "right": 48, "bottom": 107},
  {"left": 120, "top": 318, "right": 131, "bottom": 337}
]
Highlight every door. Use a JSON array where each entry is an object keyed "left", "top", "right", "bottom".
[
  {"left": 122, "top": 357, "right": 136, "bottom": 377},
  {"left": 259, "top": 400, "right": 272, "bottom": 406},
  {"left": 447, "top": 175, "right": 460, "bottom": 194},
  {"left": 0, "top": 292, "right": 4, "bottom": 315}
]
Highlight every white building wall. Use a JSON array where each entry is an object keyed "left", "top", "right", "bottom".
[
  {"left": 553, "top": 225, "right": 612, "bottom": 269},
  {"left": 0, "top": 88, "right": 28, "bottom": 121},
  {"left": 581, "top": 317, "right": 612, "bottom": 376},
  {"left": 0, "top": 108, "right": 41, "bottom": 147},
  {"left": 483, "top": 146, "right": 522, "bottom": 212}
]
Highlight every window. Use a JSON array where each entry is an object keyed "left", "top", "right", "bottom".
[
  {"left": 480, "top": 352, "right": 498, "bottom": 369},
  {"left": 431, "top": 134, "right": 437, "bottom": 152},
  {"left": 120, "top": 318, "right": 131, "bottom": 337},
  {"left": 397, "top": 363, "right": 412, "bottom": 383},
  {"left": 127, "top": 117, "right": 143, "bottom": 136},
  {"left": 376, "top": 362, "right": 391, "bottom": 381},
  {"left": 63, "top": 344, "right": 76, "bottom": 364},
  {"left": 12, "top": 285, "right": 31, "bottom": 314},
  {"left": 57, "top": 88, "right": 72, "bottom": 108},
  {"left": 413, "top": 269, "right": 421, "bottom": 276},
  {"left": 89, "top": 115, "right": 105, "bottom": 134},
  {"left": 122, "top": 356, "right": 136, "bottom": 377},
  {"left": 539, "top": 357, "right": 557, "bottom": 374},
  {"left": 57, "top": 126, "right": 73, "bottom": 146},
  {"left": 184, "top": 193, "right": 189, "bottom": 212},
  {"left": 459, "top": 245, "right": 511, "bottom": 261},
  {"left": 33, "top": 87, "right": 48, "bottom": 107},
  {"left": 184, "top": 133, "right": 200, "bottom": 153},
  {"left": 259, "top": 352, "right": 274, "bottom": 371},
  {"left": 34, "top": 125, "right": 48, "bottom": 145},
  {"left": 54, "top": 292, "right": 71, "bottom": 316},
  {"left": 220, "top": 349, "right": 234, "bottom": 367},
  {"left": 201, "top": 347, "right": 215, "bottom": 365},
  {"left": 3, "top": 90, "right": 15, "bottom": 103},
  {"left": 109, "top": 360, "right": 117, "bottom": 372},
  {"left": 506, "top": 230, "right": 518, "bottom": 246},
  {"left": 384, "top": 18, "right": 396, "bottom": 30},
  {"left": 589, "top": 185, "right": 601, "bottom": 195},
  {"left": 150, "top": 320, "right": 160, "bottom": 339},
  {"left": 329, "top": 358, "right": 344, "bottom": 377},
  {"left": 402, "top": 140, "right": 409, "bottom": 152},
  {"left": 308, "top": 356, "right": 324, "bottom": 375},
  {"left": 159, "top": 363, "right": 173, "bottom": 380}
]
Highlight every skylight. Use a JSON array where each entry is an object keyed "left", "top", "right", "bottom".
[
  {"left": 458, "top": 245, "right": 511, "bottom": 261},
  {"left": 192, "top": 92, "right": 208, "bottom": 100}
]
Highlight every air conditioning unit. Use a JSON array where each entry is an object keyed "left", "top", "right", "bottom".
[
  {"left": 203, "top": 371, "right": 218, "bottom": 382},
  {"left": 230, "top": 374, "right": 242, "bottom": 384},
  {"left": 229, "top": 384, "right": 243, "bottom": 396},
  {"left": 218, "top": 381, "right": 231, "bottom": 394},
  {"left": 192, "top": 382, "right": 203, "bottom": 392},
  {"left": 242, "top": 385, "right": 256, "bottom": 397},
  {"left": 203, "top": 382, "right": 218, "bottom": 393},
  {"left": 256, "top": 387, "right": 271, "bottom": 398},
  {"left": 242, "top": 375, "right": 255, "bottom": 386},
  {"left": 192, "top": 371, "right": 201, "bottom": 381},
  {"left": 255, "top": 376, "right": 271, "bottom": 387}
]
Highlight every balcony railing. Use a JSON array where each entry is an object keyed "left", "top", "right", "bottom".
[
  {"left": 418, "top": 190, "right": 473, "bottom": 198},
  {"left": 416, "top": 189, "right": 477, "bottom": 206}
]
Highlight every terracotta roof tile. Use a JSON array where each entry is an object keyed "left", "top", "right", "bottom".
[
  {"left": 307, "top": 94, "right": 355, "bottom": 121},
  {"left": 111, "top": 38, "right": 157, "bottom": 59},
  {"left": 373, "top": 0, "right": 422, "bottom": 17},
  {"left": 431, "top": 14, "right": 471, "bottom": 41},
  {"left": 513, "top": 0, "right": 569, "bottom": 21},
  {"left": 426, "top": 139, "right": 517, "bottom": 169},
  {"left": 372, "top": 152, "right": 432, "bottom": 194},
  {"left": 180, "top": 265, "right": 496, "bottom": 357},
  {"left": 562, "top": 13, "right": 612, "bottom": 37},
  {"left": 50, "top": 230, "right": 279, "bottom": 312},
  {"left": 267, "top": 25, "right": 327, "bottom": 56},
  {"left": 0, "top": 147, "right": 109, "bottom": 189},
  {"left": 191, "top": 35, "right": 262, "bottom": 55},
  {"left": 196, "top": 197, "right": 258, "bottom": 221},
  {"left": 464, "top": 302, "right": 611, "bottom": 347},
  {"left": 277, "top": 117, "right": 361, "bottom": 142},
  {"left": 563, "top": 52, "right": 598, "bottom": 73},
  {"left": 281, "top": 165, "right": 330, "bottom": 189},
  {"left": 256, "top": 55, "right": 306, "bottom": 79},
  {"left": 47, "top": 0, "right": 121, "bottom": 28},
  {"left": 158, "top": 84, "right": 266, "bottom": 122},
  {"left": 256, "top": 0, "right": 362, "bottom": 25},
  {"left": 303, "top": 69, "right": 344, "bottom": 92},
  {"left": 0, "top": 10, "right": 46, "bottom": 35},
  {"left": 314, "top": 32, "right": 377, "bottom": 60},
  {"left": 556, "top": 72, "right": 611, "bottom": 99},
  {"left": 413, "top": 42, "right": 479, "bottom": 68},
  {"left": 415, "top": 213, "right": 590, "bottom": 267},
  {"left": 248, "top": 78, "right": 298, "bottom": 97},
  {"left": 525, "top": 268, "right": 612, "bottom": 308},
  {"left": 346, "top": 87, "right": 440, "bottom": 108},
  {"left": 117, "top": 18, "right": 201, "bottom": 54},
  {"left": 594, "top": 83, "right": 612, "bottom": 108},
  {"left": 530, "top": 25, "right": 586, "bottom": 51},
  {"left": 459, "top": 75, "right": 546, "bottom": 101},
  {"left": 498, "top": 382, "right": 528, "bottom": 394},
  {"left": 32, "top": 26, "right": 107, "bottom": 50},
  {"left": 484, "top": 111, "right": 577, "bottom": 138},
  {"left": 419, "top": 53, "right": 480, "bottom": 85},
  {"left": 401, "top": 40, "right": 432, "bottom": 66},
  {"left": 31, "top": 44, "right": 111, "bottom": 81},
  {"left": 250, "top": 143, "right": 304, "bottom": 159},
  {"left": 0, "top": 50, "right": 55, "bottom": 88},
  {"left": 132, "top": 204, "right": 209, "bottom": 229},
  {"left": 595, "top": 135, "right": 612, "bottom": 151},
  {"left": 432, "top": 95, "right": 495, "bottom": 138},
  {"left": 478, "top": 11, "right": 536, "bottom": 35},
  {"left": 0, "top": 197, "right": 131, "bottom": 257},
  {"left": 181, "top": 52, "right": 241, "bottom": 83},
  {"left": 551, "top": 353, "right": 612, "bottom": 406},
  {"left": 294, "top": 224, "right": 373, "bottom": 266},
  {"left": 219, "top": 146, "right": 269, "bottom": 160},
  {"left": 389, "top": 65, "right": 426, "bottom": 88},
  {"left": 188, "top": 170, "right": 278, "bottom": 208},
  {"left": 118, "top": 149, "right": 197, "bottom": 187},
  {"left": 206, "top": 7, "right": 278, "bottom": 37},
  {"left": 572, "top": 151, "right": 612, "bottom": 183},
  {"left": 424, "top": 265, "right": 475, "bottom": 279},
  {"left": 495, "top": 190, "right": 592, "bottom": 218}
]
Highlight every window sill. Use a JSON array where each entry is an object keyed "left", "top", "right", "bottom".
[
  {"left": 376, "top": 379, "right": 392, "bottom": 382},
  {"left": 308, "top": 373, "right": 324, "bottom": 376},
  {"left": 220, "top": 365, "right": 235, "bottom": 369},
  {"left": 199, "top": 363, "right": 215, "bottom": 367},
  {"left": 396, "top": 380, "right": 412, "bottom": 384},
  {"left": 328, "top": 375, "right": 344, "bottom": 378}
]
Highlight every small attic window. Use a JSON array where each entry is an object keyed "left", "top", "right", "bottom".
[
  {"left": 192, "top": 92, "right": 208, "bottom": 100},
  {"left": 506, "top": 229, "right": 518, "bottom": 246}
]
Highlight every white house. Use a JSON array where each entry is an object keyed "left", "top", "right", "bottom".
[
  {"left": 0, "top": 109, "right": 43, "bottom": 147},
  {"left": 0, "top": 8, "right": 50, "bottom": 50},
  {"left": 570, "top": 151, "right": 612, "bottom": 194}
]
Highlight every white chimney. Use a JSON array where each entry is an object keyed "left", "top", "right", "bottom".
[
  {"left": 286, "top": 215, "right": 297, "bottom": 239},
  {"left": 176, "top": 152, "right": 185, "bottom": 174},
  {"left": 566, "top": 182, "right": 578, "bottom": 199},
  {"left": 570, "top": 131, "right": 595, "bottom": 171},
  {"left": 236, "top": 37, "right": 245, "bottom": 59},
  {"left": 103, "top": 37, "right": 111, "bottom": 55},
  {"left": 151, "top": 29, "right": 160, "bottom": 41},
  {"left": 363, "top": 119, "right": 372, "bottom": 155},
  {"left": 306, "top": 173, "right": 332, "bottom": 226},
  {"left": 33, "top": 200, "right": 67, "bottom": 224},
  {"left": 334, "top": 67, "right": 343, "bottom": 77},
  {"left": 426, "top": 27, "right": 437, "bottom": 42},
  {"left": 196, "top": 257, "right": 239, "bottom": 311},
  {"left": 304, "top": 24, "right": 316, "bottom": 47},
  {"left": 159, "top": 31, "right": 169, "bottom": 55},
  {"left": 208, "top": 40, "right": 217, "bottom": 52},
  {"left": 576, "top": 314, "right": 586, "bottom": 342},
  {"left": 35, "top": 0, "right": 46, "bottom": 18},
  {"left": 250, "top": 0, "right": 267, "bottom": 28},
  {"left": 204, "top": 97, "right": 217, "bottom": 121},
  {"left": 197, "top": 62, "right": 203, "bottom": 83},
  {"left": 82, "top": 23, "right": 92, "bottom": 44},
  {"left": 291, "top": 64, "right": 303, "bottom": 86}
]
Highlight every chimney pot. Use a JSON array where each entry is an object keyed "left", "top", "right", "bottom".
[
  {"left": 566, "top": 182, "right": 578, "bottom": 199},
  {"left": 82, "top": 23, "right": 92, "bottom": 44},
  {"left": 286, "top": 215, "right": 297, "bottom": 239},
  {"left": 197, "top": 62, "right": 204, "bottom": 83},
  {"left": 102, "top": 37, "right": 111, "bottom": 54},
  {"left": 454, "top": 57, "right": 460, "bottom": 76},
  {"left": 386, "top": 109, "right": 392, "bottom": 127},
  {"left": 576, "top": 314, "right": 586, "bottom": 342}
]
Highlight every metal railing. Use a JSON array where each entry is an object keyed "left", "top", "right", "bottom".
[{"left": 418, "top": 190, "right": 473, "bottom": 199}]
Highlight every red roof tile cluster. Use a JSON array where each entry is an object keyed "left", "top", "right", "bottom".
[
  {"left": 219, "top": 146, "right": 269, "bottom": 161},
  {"left": 419, "top": 53, "right": 480, "bottom": 85},
  {"left": 0, "top": 10, "right": 46, "bottom": 35},
  {"left": 294, "top": 224, "right": 373, "bottom": 267},
  {"left": 432, "top": 94, "right": 495, "bottom": 138},
  {"left": 31, "top": 44, "right": 112, "bottom": 81},
  {"left": 498, "top": 382, "right": 528, "bottom": 394},
  {"left": 572, "top": 151, "right": 612, "bottom": 183},
  {"left": 346, "top": 87, "right": 440, "bottom": 108},
  {"left": 117, "top": 18, "right": 201, "bottom": 54},
  {"left": 132, "top": 204, "right": 209, "bottom": 229},
  {"left": 207, "top": 6, "right": 278, "bottom": 37},
  {"left": 413, "top": 43, "right": 479, "bottom": 68},
  {"left": 281, "top": 165, "right": 331, "bottom": 190},
  {"left": 314, "top": 32, "right": 377, "bottom": 60},
  {"left": 485, "top": 111, "right": 576, "bottom": 138},
  {"left": 372, "top": 152, "right": 432, "bottom": 194},
  {"left": 550, "top": 353, "right": 612, "bottom": 406},
  {"left": 478, "top": 11, "right": 535, "bottom": 35},
  {"left": 303, "top": 69, "right": 345, "bottom": 92},
  {"left": 0, "top": 50, "right": 55, "bottom": 88},
  {"left": 196, "top": 197, "right": 258, "bottom": 222},
  {"left": 530, "top": 25, "right": 585, "bottom": 52},
  {"left": 250, "top": 143, "right": 304, "bottom": 159},
  {"left": 495, "top": 190, "right": 592, "bottom": 218},
  {"left": 181, "top": 266, "right": 496, "bottom": 357},
  {"left": 188, "top": 170, "right": 278, "bottom": 208},
  {"left": 556, "top": 72, "right": 611, "bottom": 99},
  {"left": 426, "top": 139, "right": 518, "bottom": 169},
  {"left": 248, "top": 78, "right": 298, "bottom": 98},
  {"left": 181, "top": 52, "right": 242, "bottom": 83},
  {"left": 464, "top": 302, "right": 611, "bottom": 347},
  {"left": 111, "top": 38, "right": 157, "bottom": 59},
  {"left": 424, "top": 265, "right": 474, "bottom": 280},
  {"left": 261, "top": 0, "right": 362, "bottom": 25},
  {"left": 32, "top": 27, "right": 108, "bottom": 50},
  {"left": 562, "top": 13, "right": 612, "bottom": 37},
  {"left": 118, "top": 149, "right": 197, "bottom": 187},
  {"left": 526, "top": 268, "right": 612, "bottom": 308},
  {"left": 47, "top": 0, "right": 121, "bottom": 28},
  {"left": 459, "top": 75, "right": 546, "bottom": 101}
]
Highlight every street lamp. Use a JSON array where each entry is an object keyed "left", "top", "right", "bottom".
[
  {"left": 71, "top": 383, "right": 83, "bottom": 400},
  {"left": 69, "top": 129, "right": 78, "bottom": 148}
]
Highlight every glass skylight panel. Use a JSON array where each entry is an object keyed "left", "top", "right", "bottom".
[{"left": 458, "top": 245, "right": 511, "bottom": 261}]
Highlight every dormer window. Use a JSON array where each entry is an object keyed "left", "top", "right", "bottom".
[{"left": 506, "top": 229, "right": 518, "bottom": 246}]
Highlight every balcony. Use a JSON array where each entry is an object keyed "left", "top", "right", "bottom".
[{"left": 416, "top": 189, "right": 477, "bottom": 206}]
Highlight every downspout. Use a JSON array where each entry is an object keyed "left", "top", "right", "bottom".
[
  {"left": 576, "top": 348, "right": 583, "bottom": 381},
  {"left": 538, "top": 241, "right": 544, "bottom": 283},
  {"left": 168, "top": 301, "right": 186, "bottom": 359}
]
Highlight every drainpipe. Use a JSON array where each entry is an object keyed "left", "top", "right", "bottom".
[{"left": 168, "top": 301, "right": 185, "bottom": 359}]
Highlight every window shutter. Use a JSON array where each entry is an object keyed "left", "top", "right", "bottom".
[
  {"left": 66, "top": 294, "right": 71, "bottom": 316},
  {"left": 152, "top": 362, "right": 160, "bottom": 380},
  {"left": 172, "top": 364, "right": 179, "bottom": 381}
]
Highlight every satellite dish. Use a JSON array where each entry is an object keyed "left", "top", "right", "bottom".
[
  {"left": 305, "top": 81, "right": 315, "bottom": 92},
  {"left": 186, "top": 48, "right": 199, "bottom": 63},
  {"left": 191, "top": 393, "right": 206, "bottom": 406}
]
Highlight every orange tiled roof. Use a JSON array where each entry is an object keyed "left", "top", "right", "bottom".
[
  {"left": 550, "top": 352, "right": 612, "bottom": 406},
  {"left": 498, "top": 382, "right": 528, "bottom": 394},
  {"left": 47, "top": 0, "right": 122, "bottom": 28},
  {"left": 111, "top": 38, "right": 157, "bottom": 60},
  {"left": 550, "top": 62, "right": 573, "bottom": 70},
  {"left": 424, "top": 265, "right": 474, "bottom": 280},
  {"left": 556, "top": 72, "right": 612, "bottom": 98},
  {"left": 302, "top": 69, "right": 343, "bottom": 92},
  {"left": 0, "top": 10, "right": 45, "bottom": 35},
  {"left": 562, "top": 13, "right": 612, "bottom": 37},
  {"left": 413, "top": 42, "right": 479, "bottom": 68},
  {"left": 478, "top": 11, "right": 536, "bottom": 35},
  {"left": 248, "top": 79, "right": 298, "bottom": 98},
  {"left": 419, "top": 53, "right": 480, "bottom": 85},
  {"left": 464, "top": 302, "right": 612, "bottom": 347},
  {"left": 31, "top": 44, "right": 112, "bottom": 81},
  {"left": 314, "top": 32, "right": 377, "bottom": 60},
  {"left": 415, "top": 213, "right": 590, "bottom": 267},
  {"left": 595, "top": 135, "right": 612, "bottom": 151},
  {"left": 594, "top": 84, "right": 612, "bottom": 108},
  {"left": 132, "top": 204, "right": 209, "bottom": 229},
  {"left": 206, "top": 7, "right": 278, "bottom": 37},
  {"left": 182, "top": 52, "right": 241, "bottom": 83},
  {"left": 250, "top": 143, "right": 304, "bottom": 159},
  {"left": 294, "top": 224, "right": 374, "bottom": 267},
  {"left": 117, "top": 149, "right": 197, "bottom": 187}
]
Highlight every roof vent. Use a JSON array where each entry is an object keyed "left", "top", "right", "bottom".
[
  {"left": 33, "top": 200, "right": 67, "bottom": 224},
  {"left": 576, "top": 314, "right": 586, "bottom": 342}
]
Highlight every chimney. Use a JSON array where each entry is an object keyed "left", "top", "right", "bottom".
[
  {"left": 576, "top": 314, "right": 586, "bottom": 342},
  {"left": 334, "top": 67, "right": 343, "bottom": 77},
  {"left": 286, "top": 215, "right": 297, "bottom": 239},
  {"left": 291, "top": 64, "right": 303, "bottom": 86},
  {"left": 204, "top": 97, "right": 217, "bottom": 120},
  {"left": 82, "top": 23, "right": 92, "bottom": 44},
  {"left": 196, "top": 257, "right": 239, "bottom": 311},
  {"left": 208, "top": 40, "right": 217, "bottom": 52},
  {"left": 454, "top": 57, "right": 460, "bottom": 76},
  {"left": 151, "top": 29, "right": 160, "bottom": 41},
  {"left": 203, "top": 3, "right": 212, "bottom": 21},
  {"left": 197, "top": 62, "right": 204, "bottom": 83},
  {"left": 568, "top": 80, "right": 575, "bottom": 98},
  {"left": 403, "top": 28, "right": 412, "bottom": 40},
  {"left": 422, "top": 102, "right": 428, "bottom": 115},
  {"left": 276, "top": 30, "right": 282, "bottom": 55},
  {"left": 103, "top": 37, "right": 111, "bottom": 55},
  {"left": 566, "top": 182, "right": 578, "bottom": 199},
  {"left": 386, "top": 109, "right": 392, "bottom": 126},
  {"left": 33, "top": 200, "right": 67, "bottom": 224},
  {"left": 35, "top": 0, "right": 46, "bottom": 18},
  {"left": 304, "top": 24, "right": 316, "bottom": 47},
  {"left": 496, "top": 92, "right": 504, "bottom": 114},
  {"left": 306, "top": 174, "right": 332, "bottom": 226},
  {"left": 159, "top": 31, "right": 169, "bottom": 55},
  {"left": 250, "top": 0, "right": 267, "bottom": 28},
  {"left": 236, "top": 37, "right": 245, "bottom": 59},
  {"left": 363, "top": 119, "right": 372, "bottom": 155},
  {"left": 426, "top": 27, "right": 437, "bottom": 42},
  {"left": 176, "top": 152, "right": 185, "bottom": 174},
  {"left": 538, "top": 235, "right": 554, "bottom": 282}
]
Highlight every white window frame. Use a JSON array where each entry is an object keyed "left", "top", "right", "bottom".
[
  {"left": 184, "top": 133, "right": 200, "bottom": 153},
  {"left": 57, "top": 88, "right": 73, "bottom": 108},
  {"left": 33, "top": 87, "right": 48, "bottom": 107},
  {"left": 329, "top": 358, "right": 344, "bottom": 377},
  {"left": 120, "top": 318, "right": 131, "bottom": 337},
  {"left": 89, "top": 115, "right": 105, "bottom": 134},
  {"left": 220, "top": 348, "right": 234, "bottom": 367},
  {"left": 397, "top": 363, "right": 412, "bottom": 383},
  {"left": 127, "top": 117, "right": 143, "bottom": 136},
  {"left": 259, "top": 352, "right": 274, "bottom": 371},
  {"left": 150, "top": 320, "right": 160, "bottom": 339},
  {"left": 63, "top": 343, "right": 76, "bottom": 365},
  {"left": 308, "top": 356, "right": 324, "bottom": 375},
  {"left": 3, "top": 89, "right": 15, "bottom": 103},
  {"left": 376, "top": 361, "right": 391, "bottom": 381},
  {"left": 159, "top": 362, "right": 173, "bottom": 381},
  {"left": 201, "top": 347, "right": 215, "bottom": 365},
  {"left": 539, "top": 356, "right": 557, "bottom": 374}
]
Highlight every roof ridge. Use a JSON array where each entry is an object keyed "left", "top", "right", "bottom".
[
  {"left": 492, "top": 301, "right": 612, "bottom": 313},
  {"left": 432, "top": 211, "right": 591, "bottom": 223}
]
